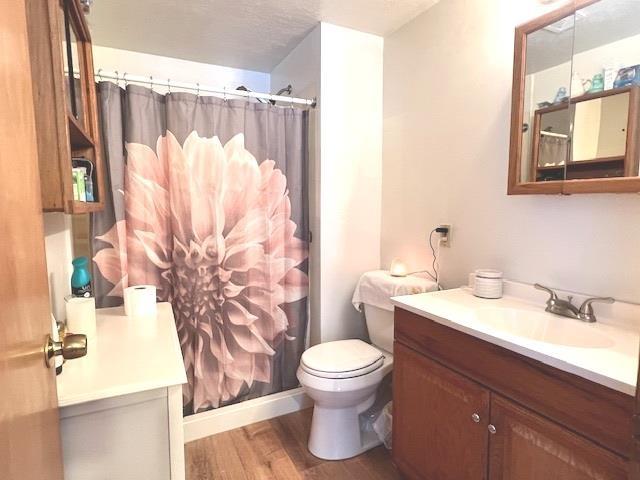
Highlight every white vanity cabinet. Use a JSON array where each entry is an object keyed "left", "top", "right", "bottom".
[{"left": 57, "top": 303, "right": 187, "bottom": 480}]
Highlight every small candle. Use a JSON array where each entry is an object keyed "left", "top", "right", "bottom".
[{"left": 390, "top": 258, "right": 408, "bottom": 277}]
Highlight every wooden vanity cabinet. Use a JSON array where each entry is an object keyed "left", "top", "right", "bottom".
[
  {"left": 392, "top": 307, "right": 632, "bottom": 480},
  {"left": 489, "top": 396, "right": 627, "bottom": 480},
  {"left": 26, "top": 0, "right": 105, "bottom": 213},
  {"left": 393, "top": 343, "right": 489, "bottom": 480}
]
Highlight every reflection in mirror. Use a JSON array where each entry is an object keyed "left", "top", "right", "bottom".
[
  {"left": 72, "top": 214, "right": 91, "bottom": 259},
  {"left": 60, "top": 4, "right": 73, "bottom": 116},
  {"left": 522, "top": 14, "right": 575, "bottom": 183},
  {"left": 60, "top": 0, "right": 85, "bottom": 127},
  {"left": 532, "top": 107, "right": 570, "bottom": 182},
  {"left": 71, "top": 214, "right": 94, "bottom": 278},
  {"left": 570, "top": 0, "right": 640, "bottom": 179},
  {"left": 570, "top": 92, "right": 629, "bottom": 179},
  {"left": 68, "top": 20, "right": 85, "bottom": 127}
]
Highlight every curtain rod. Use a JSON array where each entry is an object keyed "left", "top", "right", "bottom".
[
  {"left": 540, "top": 130, "right": 568, "bottom": 139},
  {"left": 94, "top": 69, "right": 317, "bottom": 108}
]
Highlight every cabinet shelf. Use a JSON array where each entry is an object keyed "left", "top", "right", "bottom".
[
  {"left": 534, "top": 87, "right": 635, "bottom": 118},
  {"left": 568, "top": 156, "right": 625, "bottom": 166},
  {"left": 69, "top": 200, "right": 102, "bottom": 214},
  {"left": 536, "top": 165, "right": 564, "bottom": 171},
  {"left": 67, "top": 112, "right": 94, "bottom": 149},
  {"left": 536, "top": 157, "right": 625, "bottom": 172},
  {"left": 570, "top": 86, "right": 633, "bottom": 104}
]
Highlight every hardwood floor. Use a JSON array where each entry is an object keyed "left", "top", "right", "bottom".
[{"left": 185, "top": 408, "right": 402, "bottom": 480}]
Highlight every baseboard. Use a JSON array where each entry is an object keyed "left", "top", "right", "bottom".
[{"left": 183, "top": 387, "right": 312, "bottom": 443}]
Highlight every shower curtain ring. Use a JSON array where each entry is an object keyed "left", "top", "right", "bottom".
[
  {"left": 196, "top": 83, "right": 200, "bottom": 96},
  {"left": 123, "top": 72, "right": 128, "bottom": 87},
  {"left": 97, "top": 68, "right": 103, "bottom": 82},
  {"left": 223, "top": 86, "right": 227, "bottom": 102},
  {"left": 114, "top": 70, "right": 119, "bottom": 86},
  {"left": 167, "top": 78, "right": 171, "bottom": 94},
  {"left": 150, "top": 76, "right": 154, "bottom": 91}
]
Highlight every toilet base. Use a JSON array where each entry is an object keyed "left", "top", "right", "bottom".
[{"left": 307, "top": 393, "right": 382, "bottom": 460}]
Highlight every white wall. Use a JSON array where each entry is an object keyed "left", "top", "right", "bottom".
[
  {"left": 382, "top": 0, "right": 640, "bottom": 303},
  {"left": 319, "top": 23, "right": 384, "bottom": 341},
  {"left": 92, "top": 45, "right": 270, "bottom": 94},
  {"left": 271, "top": 26, "right": 322, "bottom": 345},
  {"left": 271, "top": 23, "right": 384, "bottom": 345},
  {"left": 43, "top": 213, "right": 74, "bottom": 322}
]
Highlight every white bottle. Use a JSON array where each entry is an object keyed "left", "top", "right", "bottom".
[{"left": 603, "top": 61, "right": 620, "bottom": 90}]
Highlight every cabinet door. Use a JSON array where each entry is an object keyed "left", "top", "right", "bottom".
[
  {"left": 392, "top": 342, "right": 490, "bottom": 480},
  {"left": 489, "top": 395, "right": 627, "bottom": 480}
]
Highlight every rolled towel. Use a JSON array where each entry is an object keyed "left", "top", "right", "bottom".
[{"left": 352, "top": 270, "right": 438, "bottom": 312}]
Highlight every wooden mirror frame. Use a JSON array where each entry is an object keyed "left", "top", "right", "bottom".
[{"left": 507, "top": 0, "right": 640, "bottom": 195}]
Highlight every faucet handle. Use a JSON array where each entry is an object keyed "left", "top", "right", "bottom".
[
  {"left": 578, "top": 296, "right": 614, "bottom": 322},
  {"left": 579, "top": 296, "right": 615, "bottom": 314},
  {"left": 534, "top": 284, "right": 558, "bottom": 301}
]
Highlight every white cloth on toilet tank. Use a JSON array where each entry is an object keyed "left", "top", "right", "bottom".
[{"left": 351, "top": 270, "right": 438, "bottom": 312}]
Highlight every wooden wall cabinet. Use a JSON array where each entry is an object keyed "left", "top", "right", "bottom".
[
  {"left": 392, "top": 308, "right": 632, "bottom": 479},
  {"left": 508, "top": 0, "right": 640, "bottom": 194},
  {"left": 26, "top": 0, "right": 104, "bottom": 213}
]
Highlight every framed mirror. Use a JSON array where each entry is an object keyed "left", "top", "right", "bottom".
[
  {"left": 60, "top": 0, "right": 88, "bottom": 129},
  {"left": 508, "top": 0, "right": 640, "bottom": 194}
]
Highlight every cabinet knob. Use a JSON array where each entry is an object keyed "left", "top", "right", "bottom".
[
  {"left": 471, "top": 413, "right": 481, "bottom": 423},
  {"left": 488, "top": 424, "right": 497, "bottom": 434}
]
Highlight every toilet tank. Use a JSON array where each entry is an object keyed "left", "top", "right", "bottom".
[{"left": 363, "top": 304, "right": 394, "bottom": 354}]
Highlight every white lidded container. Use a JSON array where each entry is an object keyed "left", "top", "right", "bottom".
[{"left": 473, "top": 269, "right": 503, "bottom": 299}]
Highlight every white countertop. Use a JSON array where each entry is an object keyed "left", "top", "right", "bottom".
[
  {"left": 57, "top": 302, "right": 187, "bottom": 407},
  {"left": 392, "top": 285, "right": 640, "bottom": 396}
]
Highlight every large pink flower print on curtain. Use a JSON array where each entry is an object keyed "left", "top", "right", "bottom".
[{"left": 93, "top": 131, "right": 309, "bottom": 412}]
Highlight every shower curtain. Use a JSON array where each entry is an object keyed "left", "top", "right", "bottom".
[
  {"left": 91, "top": 82, "right": 309, "bottom": 415},
  {"left": 538, "top": 134, "right": 568, "bottom": 167}
]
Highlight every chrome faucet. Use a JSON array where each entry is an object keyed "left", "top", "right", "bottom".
[{"left": 534, "top": 284, "right": 614, "bottom": 323}]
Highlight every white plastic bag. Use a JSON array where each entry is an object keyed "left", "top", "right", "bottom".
[{"left": 373, "top": 401, "right": 393, "bottom": 449}]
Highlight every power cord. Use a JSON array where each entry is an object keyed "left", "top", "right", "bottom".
[{"left": 408, "top": 227, "right": 447, "bottom": 290}]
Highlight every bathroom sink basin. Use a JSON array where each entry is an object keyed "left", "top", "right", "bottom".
[
  {"left": 472, "top": 307, "right": 614, "bottom": 349},
  {"left": 391, "top": 285, "right": 640, "bottom": 396}
]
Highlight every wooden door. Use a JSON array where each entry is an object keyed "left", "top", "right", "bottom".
[
  {"left": 392, "top": 343, "right": 490, "bottom": 480},
  {"left": 489, "top": 395, "right": 627, "bottom": 480},
  {"left": 0, "top": 0, "right": 65, "bottom": 478}
]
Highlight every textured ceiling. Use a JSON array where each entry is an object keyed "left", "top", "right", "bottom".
[
  {"left": 526, "top": 0, "right": 640, "bottom": 73},
  {"left": 88, "top": 0, "right": 439, "bottom": 73}
]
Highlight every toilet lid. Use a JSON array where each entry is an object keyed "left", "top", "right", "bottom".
[{"left": 301, "top": 339, "right": 385, "bottom": 379}]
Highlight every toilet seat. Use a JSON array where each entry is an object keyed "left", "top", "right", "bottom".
[{"left": 300, "top": 339, "right": 385, "bottom": 379}]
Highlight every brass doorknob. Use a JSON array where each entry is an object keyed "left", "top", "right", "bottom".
[{"left": 44, "top": 333, "right": 87, "bottom": 368}]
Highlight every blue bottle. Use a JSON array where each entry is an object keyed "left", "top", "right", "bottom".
[{"left": 71, "top": 256, "right": 92, "bottom": 297}]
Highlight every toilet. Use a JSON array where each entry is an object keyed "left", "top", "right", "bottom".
[{"left": 297, "top": 270, "right": 436, "bottom": 460}]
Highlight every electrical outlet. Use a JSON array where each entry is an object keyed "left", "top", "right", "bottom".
[{"left": 438, "top": 224, "right": 451, "bottom": 247}]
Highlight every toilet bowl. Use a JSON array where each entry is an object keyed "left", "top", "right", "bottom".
[
  {"left": 296, "top": 338, "right": 393, "bottom": 460},
  {"left": 297, "top": 270, "right": 436, "bottom": 460}
]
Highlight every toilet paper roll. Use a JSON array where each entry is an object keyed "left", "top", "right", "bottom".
[{"left": 124, "top": 285, "right": 157, "bottom": 318}]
